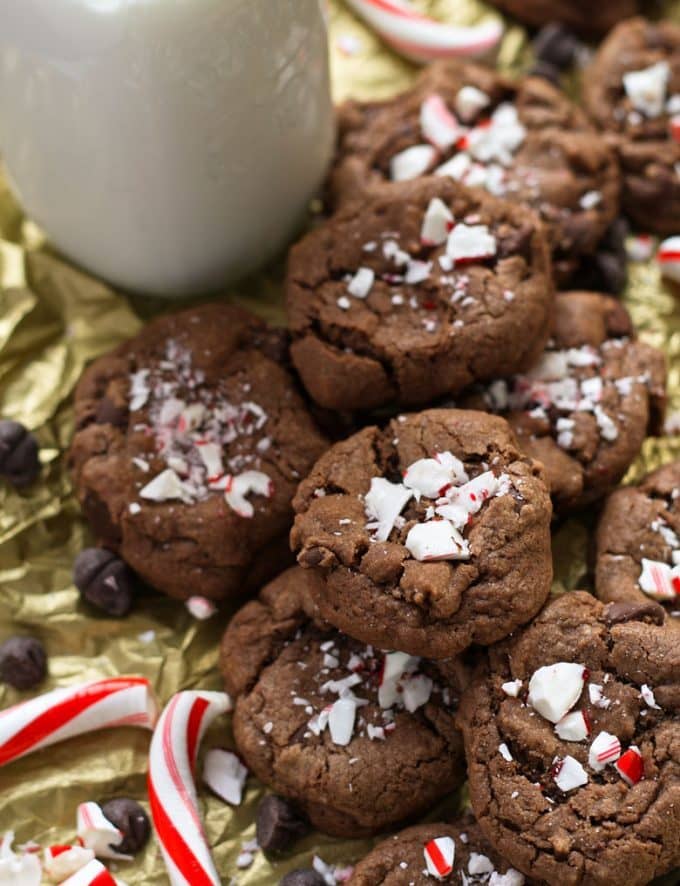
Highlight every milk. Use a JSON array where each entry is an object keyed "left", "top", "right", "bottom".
[{"left": 0, "top": 0, "right": 334, "bottom": 295}]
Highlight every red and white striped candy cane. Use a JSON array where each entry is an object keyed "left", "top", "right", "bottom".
[
  {"left": 148, "top": 691, "right": 232, "bottom": 886},
  {"left": 59, "top": 859, "right": 117, "bottom": 886},
  {"left": 0, "top": 677, "right": 158, "bottom": 767},
  {"left": 344, "top": 0, "right": 503, "bottom": 64}
]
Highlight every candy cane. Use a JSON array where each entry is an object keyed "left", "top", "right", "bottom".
[
  {"left": 657, "top": 235, "right": 680, "bottom": 283},
  {"left": 148, "top": 691, "right": 232, "bottom": 886},
  {"left": 59, "top": 859, "right": 117, "bottom": 886},
  {"left": 0, "top": 677, "right": 158, "bottom": 768},
  {"left": 343, "top": 0, "right": 502, "bottom": 64}
]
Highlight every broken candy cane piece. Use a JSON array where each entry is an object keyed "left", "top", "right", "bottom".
[
  {"left": 203, "top": 749, "right": 248, "bottom": 805},
  {"left": 343, "top": 0, "right": 502, "bottom": 64},
  {"left": 390, "top": 144, "right": 437, "bottom": 181},
  {"left": 378, "top": 651, "right": 420, "bottom": 708},
  {"left": 44, "top": 845, "right": 95, "bottom": 883},
  {"left": 615, "top": 746, "right": 644, "bottom": 786},
  {"left": 59, "top": 859, "right": 117, "bottom": 886},
  {"left": 148, "top": 691, "right": 232, "bottom": 886},
  {"left": 402, "top": 454, "right": 463, "bottom": 498},
  {"left": 657, "top": 235, "right": 680, "bottom": 284},
  {"left": 405, "top": 519, "right": 470, "bottom": 561},
  {"left": 195, "top": 442, "right": 223, "bottom": 480},
  {"left": 552, "top": 755, "right": 588, "bottom": 792},
  {"left": 225, "top": 470, "right": 273, "bottom": 518},
  {"left": 640, "top": 684, "right": 660, "bottom": 710},
  {"left": 623, "top": 61, "right": 669, "bottom": 117},
  {"left": 328, "top": 697, "right": 358, "bottom": 746},
  {"left": 364, "top": 477, "right": 413, "bottom": 542},
  {"left": 554, "top": 710, "right": 590, "bottom": 742},
  {"left": 140, "top": 468, "right": 189, "bottom": 503},
  {"left": 0, "top": 832, "right": 41, "bottom": 886},
  {"left": 527, "top": 663, "right": 586, "bottom": 724},
  {"left": 446, "top": 223, "right": 497, "bottom": 263},
  {"left": 424, "top": 836, "right": 455, "bottom": 879},
  {"left": 455, "top": 85, "right": 490, "bottom": 122},
  {"left": 401, "top": 673, "right": 433, "bottom": 712},
  {"left": 185, "top": 596, "right": 217, "bottom": 620},
  {"left": 638, "top": 557, "right": 680, "bottom": 601},
  {"left": 588, "top": 731, "right": 621, "bottom": 772},
  {"left": 0, "top": 677, "right": 158, "bottom": 767},
  {"left": 77, "top": 803, "right": 129, "bottom": 861},
  {"left": 421, "top": 94, "right": 465, "bottom": 151},
  {"left": 347, "top": 266, "right": 375, "bottom": 299},
  {"left": 421, "top": 197, "right": 454, "bottom": 246},
  {"left": 501, "top": 679, "right": 522, "bottom": 698}
]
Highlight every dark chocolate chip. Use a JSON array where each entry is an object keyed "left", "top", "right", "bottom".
[
  {"left": 73, "top": 548, "right": 136, "bottom": 617},
  {"left": 528, "top": 60, "right": 562, "bottom": 87},
  {"left": 0, "top": 636, "right": 47, "bottom": 690},
  {"left": 603, "top": 600, "right": 666, "bottom": 627},
  {"left": 95, "top": 397, "right": 128, "bottom": 428},
  {"left": 101, "top": 798, "right": 151, "bottom": 855},
  {"left": 532, "top": 23, "right": 583, "bottom": 70},
  {"left": 257, "top": 795, "right": 308, "bottom": 853},
  {"left": 0, "top": 420, "right": 40, "bottom": 488},
  {"left": 279, "top": 871, "right": 326, "bottom": 886}
]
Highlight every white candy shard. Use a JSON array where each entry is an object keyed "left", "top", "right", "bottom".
[
  {"left": 203, "top": 748, "right": 248, "bottom": 805},
  {"left": 405, "top": 519, "right": 470, "bottom": 561},
  {"left": 553, "top": 755, "right": 588, "bottom": 792},
  {"left": 379, "top": 651, "right": 420, "bottom": 709},
  {"left": 129, "top": 369, "right": 150, "bottom": 412},
  {"left": 639, "top": 557, "right": 679, "bottom": 600},
  {"left": 0, "top": 833, "right": 41, "bottom": 886},
  {"left": 364, "top": 477, "right": 413, "bottom": 541},
  {"left": 489, "top": 871, "right": 525, "bottom": 886},
  {"left": 390, "top": 144, "right": 437, "bottom": 181},
  {"left": 588, "top": 730, "right": 622, "bottom": 772},
  {"left": 185, "top": 596, "right": 217, "bottom": 620},
  {"left": 469, "top": 853, "right": 495, "bottom": 875},
  {"left": 498, "top": 742, "right": 513, "bottom": 761},
  {"left": 466, "top": 103, "right": 526, "bottom": 165},
  {"left": 225, "top": 470, "right": 272, "bottom": 518},
  {"left": 528, "top": 662, "right": 586, "bottom": 724},
  {"left": 640, "top": 684, "right": 661, "bottom": 710},
  {"left": 328, "top": 697, "right": 357, "bottom": 746},
  {"left": 436, "top": 151, "right": 473, "bottom": 181},
  {"left": 76, "top": 802, "right": 129, "bottom": 861},
  {"left": 446, "top": 223, "right": 497, "bottom": 263},
  {"left": 623, "top": 61, "right": 669, "bottom": 118},
  {"left": 588, "top": 684, "right": 611, "bottom": 709},
  {"left": 455, "top": 85, "right": 490, "bottom": 122},
  {"left": 401, "top": 673, "right": 433, "bottom": 712},
  {"left": 555, "top": 710, "right": 590, "bottom": 742},
  {"left": 421, "top": 197, "right": 454, "bottom": 246},
  {"left": 140, "top": 468, "right": 188, "bottom": 503},
  {"left": 501, "top": 679, "right": 522, "bottom": 698},
  {"left": 403, "top": 458, "right": 454, "bottom": 498},
  {"left": 196, "top": 442, "right": 223, "bottom": 480},
  {"left": 347, "top": 266, "right": 375, "bottom": 299},
  {"left": 44, "top": 845, "right": 95, "bottom": 882},
  {"left": 421, "top": 94, "right": 462, "bottom": 150}
]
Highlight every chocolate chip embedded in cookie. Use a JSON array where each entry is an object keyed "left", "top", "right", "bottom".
[
  {"left": 595, "top": 460, "right": 680, "bottom": 629},
  {"left": 69, "top": 303, "right": 327, "bottom": 601},
  {"left": 458, "top": 591, "right": 680, "bottom": 886},
  {"left": 350, "top": 817, "right": 530, "bottom": 885},
  {"left": 286, "top": 178, "right": 553, "bottom": 412},
  {"left": 460, "top": 291, "right": 666, "bottom": 513},
  {"left": 290, "top": 409, "right": 552, "bottom": 659},
  {"left": 330, "top": 60, "right": 619, "bottom": 277},
  {"left": 583, "top": 17, "right": 680, "bottom": 234},
  {"left": 485, "top": 1, "right": 637, "bottom": 37},
  {"left": 219, "top": 567, "right": 467, "bottom": 838}
]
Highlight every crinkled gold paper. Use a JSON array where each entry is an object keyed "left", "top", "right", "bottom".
[{"left": 1, "top": 2, "right": 679, "bottom": 884}]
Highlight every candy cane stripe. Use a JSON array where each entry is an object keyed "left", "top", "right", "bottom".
[{"left": 427, "top": 840, "right": 448, "bottom": 874}]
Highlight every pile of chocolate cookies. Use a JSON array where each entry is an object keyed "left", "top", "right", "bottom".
[{"left": 57, "top": 10, "right": 680, "bottom": 886}]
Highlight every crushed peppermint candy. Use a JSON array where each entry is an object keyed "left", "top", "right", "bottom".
[
  {"left": 423, "top": 836, "right": 455, "bottom": 879},
  {"left": 638, "top": 557, "right": 680, "bottom": 601},
  {"left": 455, "top": 85, "right": 490, "bottom": 122},
  {"left": 421, "top": 197, "right": 454, "bottom": 246},
  {"left": 528, "top": 663, "right": 586, "bottom": 724},
  {"left": 640, "top": 684, "right": 661, "bottom": 710},
  {"left": 623, "top": 61, "right": 670, "bottom": 118},
  {"left": 588, "top": 731, "right": 621, "bottom": 771},
  {"left": 421, "top": 94, "right": 463, "bottom": 151},
  {"left": 390, "top": 144, "right": 437, "bottom": 181},
  {"left": 501, "top": 679, "right": 522, "bottom": 698},
  {"left": 552, "top": 755, "right": 589, "bottom": 792},
  {"left": 0, "top": 832, "right": 41, "bottom": 885},
  {"left": 555, "top": 710, "right": 590, "bottom": 742},
  {"left": 185, "top": 596, "right": 217, "bottom": 620},
  {"left": 657, "top": 235, "right": 680, "bottom": 284},
  {"left": 202, "top": 749, "right": 248, "bottom": 805},
  {"left": 498, "top": 742, "right": 513, "bottom": 761},
  {"left": 347, "top": 267, "right": 375, "bottom": 299},
  {"left": 446, "top": 223, "right": 497, "bottom": 263},
  {"left": 615, "top": 746, "right": 644, "bottom": 786}
]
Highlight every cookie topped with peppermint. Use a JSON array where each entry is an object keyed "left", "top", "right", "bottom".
[
  {"left": 290, "top": 409, "right": 552, "bottom": 658},
  {"left": 219, "top": 567, "right": 467, "bottom": 837},
  {"left": 350, "top": 817, "right": 531, "bottom": 885},
  {"left": 458, "top": 591, "right": 680, "bottom": 886},
  {"left": 583, "top": 17, "right": 680, "bottom": 233},
  {"left": 286, "top": 177, "right": 552, "bottom": 412},
  {"left": 460, "top": 291, "right": 666, "bottom": 513},
  {"left": 595, "top": 459, "right": 680, "bottom": 627},
  {"left": 331, "top": 59, "right": 619, "bottom": 278},
  {"left": 69, "top": 303, "right": 327, "bottom": 601}
]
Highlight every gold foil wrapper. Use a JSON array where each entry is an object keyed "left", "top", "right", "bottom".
[{"left": 0, "top": 2, "right": 679, "bottom": 883}]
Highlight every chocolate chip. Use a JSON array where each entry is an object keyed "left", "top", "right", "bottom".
[
  {"left": 95, "top": 397, "right": 128, "bottom": 428},
  {"left": 0, "top": 636, "right": 47, "bottom": 690},
  {"left": 73, "top": 548, "right": 136, "bottom": 617},
  {"left": 257, "top": 795, "right": 308, "bottom": 853},
  {"left": 603, "top": 600, "right": 666, "bottom": 627},
  {"left": 532, "top": 23, "right": 583, "bottom": 70},
  {"left": 279, "top": 871, "right": 326, "bottom": 886},
  {"left": 528, "top": 60, "right": 562, "bottom": 87},
  {"left": 0, "top": 420, "right": 40, "bottom": 488},
  {"left": 101, "top": 798, "right": 150, "bottom": 855}
]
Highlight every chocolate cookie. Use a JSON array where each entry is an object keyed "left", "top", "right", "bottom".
[
  {"left": 460, "top": 291, "right": 666, "bottom": 513},
  {"left": 290, "top": 409, "right": 552, "bottom": 659},
  {"left": 350, "top": 817, "right": 529, "bottom": 885},
  {"left": 287, "top": 178, "right": 553, "bottom": 412},
  {"left": 69, "top": 304, "right": 327, "bottom": 601},
  {"left": 458, "top": 591, "right": 680, "bottom": 886},
  {"left": 220, "top": 567, "right": 467, "bottom": 837},
  {"left": 583, "top": 18, "right": 680, "bottom": 233},
  {"left": 331, "top": 61, "right": 619, "bottom": 278},
  {"left": 595, "top": 460, "right": 680, "bottom": 628},
  {"left": 486, "top": 1, "right": 637, "bottom": 37}
]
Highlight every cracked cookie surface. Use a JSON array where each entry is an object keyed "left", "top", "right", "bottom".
[
  {"left": 458, "top": 592, "right": 680, "bottom": 886},
  {"left": 220, "top": 567, "right": 467, "bottom": 838},
  {"left": 290, "top": 409, "right": 552, "bottom": 659},
  {"left": 69, "top": 303, "right": 327, "bottom": 601}
]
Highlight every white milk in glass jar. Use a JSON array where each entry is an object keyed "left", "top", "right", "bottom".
[{"left": 0, "top": 0, "right": 334, "bottom": 295}]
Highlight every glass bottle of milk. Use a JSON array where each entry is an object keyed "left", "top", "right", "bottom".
[{"left": 0, "top": 0, "right": 334, "bottom": 296}]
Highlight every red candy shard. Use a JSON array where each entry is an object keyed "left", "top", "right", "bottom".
[{"left": 615, "top": 746, "right": 644, "bottom": 786}]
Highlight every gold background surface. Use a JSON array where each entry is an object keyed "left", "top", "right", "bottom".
[{"left": 0, "top": 1, "right": 679, "bottom": 883}]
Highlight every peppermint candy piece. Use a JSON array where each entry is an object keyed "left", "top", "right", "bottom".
[
  {"left": 390, "top": 144, "right": 437, "bottom": 181},
  {"left": 553, "top": 755, "right": 588, "bottom": 792},
  {"left": 446, "top": 223, "right": 497, "bottom": 263},
  {"left": 465, "top": 103, "right": 526, "bottom": 165},
  {"left": 379, "top": 651, "right": 420, "bottom": 708},
  {"left": 455, "top": 85, "right": 490, "bottom": 122},
  {"left": 405, "top": 519, "right": 470, "bottom": 561},
  {"left": 501, "top": 679, "right": 522, "bottom": 698},
  {"left": 421, "top": 94, "right": 463, "bottom": 151},
  {"left": 328, "top": 697, "right": 357, "bottom": 746},
  {"left": 437, "top": 470, "right": 502, "bottom": 527},
  {"left": 615, "top": 746, "right": 644, "bottom": 786},
  {"left": 203, "top": 748, "right": 248, "bottom": 805},
  {"left": 77, "top": 802, "right": 130, "bottom": 861},
  {"left": 555, "top": 710, "right": 590, "bottom": 742},
  {"left": 638, "top": 558, "right": 680, "bottom": 601},
  {"left": 588, "top": 731, "right": 621, "bottom": 771},
  {"left": 527, "top": 662, "right": 586, "bottom": 723},
  {"left": 185, "top": 596, "right": 217, "bottom": 620},
  {"left": 43, "top": 845, "right": 95, "bottom": 882},
  {"left": 423, "top": 836, "right": 455, "bottom": 879},
  {"left": 225, "top": 470, "right": 273, "bottom": 518},
  {"left": 403, "top": 454, "right": 464, "bottom": 499},
  {"left": 657, "top": 235, "right": 680, "bottom": 284},
  {"left": 640, "top": 684, "right": 661, "bottom": 710},
  {"left": 421, "top": 197, "right": 454, "bottom": 246},
  {"left": 196, "top": 442, "right": 223, "bottom": 481},
  {"left": 347, "top": 266, "right": 375, "bottom": 299},
  {"left": 364, "top": 477, "right": 413, "bottom": 542},
  {"left": 59, "top": 859, "right": 117, "bottom": 886},
  {"left": 489, "top": 872, "right": 525, "bottom": 886},
  {"left": 436, "top": 151, "right": 472, "bottom": 182},
  {"left": 0, "top": 833, "right": 41, "bottom": 886},
  {"left": 626, "top": 234, "right": 655, "bottom": 262},
  {"left": 498, "top": 742, "right": 513, "bottom": 761},
  {"left": 140, "top": 468, "right": 188, "bottom": 503},
  {"left": 401, "top": 673, "right": 433, "bottom": 712},
  {"left": 622, "top": 61, "right": 669, "bottom": 118}
]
